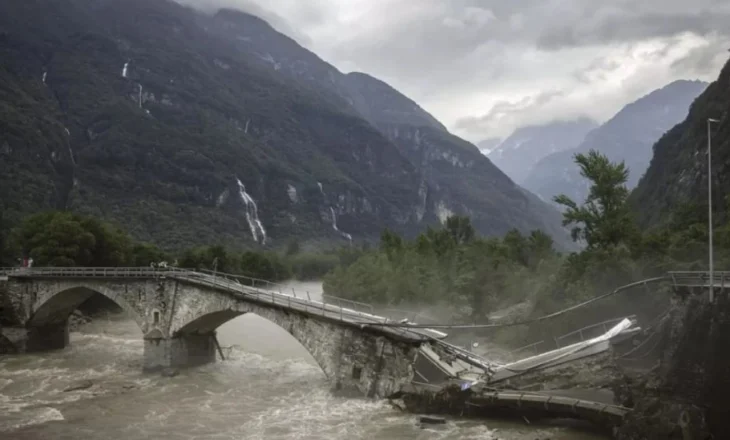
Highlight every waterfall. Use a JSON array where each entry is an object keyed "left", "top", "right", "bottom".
[
  {"left": 244, "top": 119, "right": 250, "bottom": 134},
  {"left": 63, "top": 127, "right": 76, "bottom": 165},
  {"left": 216, "top": 189, "right": 229, "bottom": 207},
  {"left": 138, "top": 84, "right": 143, "bottom": 108},
  {"left": 236, "top": 178, "right": 267, "bottom": 244},
  {"left": 330, "top": 207, "right": 352, "bottom": 242},
  {"left": 68, "top": 146, "right": 76, "bottom": 166},
  {"left": 318, "top": 182, "right": 352, "bottom": 241},
  {"left": 122, "top": 62, "right": 129, "bottom": 78},
  {"left": 42, "top": 71, "right": 47, "bottom": 84}
]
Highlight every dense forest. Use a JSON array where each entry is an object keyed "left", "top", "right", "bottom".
[{"left": 323, "top": 149, "right": 730, "bottom": 345}]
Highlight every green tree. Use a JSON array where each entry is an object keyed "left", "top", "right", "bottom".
[
  {"left": 10, "top": 212, "right": 97, "bottom": 266},
  {"left": 380, "top": 229, "right": 403, "bottom": 261},
  {"left": 554, "top": 150, "right": 636, "bottom": 249},
  {"left": 131, "top": 243, "right": 168, "bottom": 266},
  {"left": 285, "top": 239, "right": 301, "bottom": 256},
  {"left": 445, "top": 215, "right": 475, "bottom": 245}
]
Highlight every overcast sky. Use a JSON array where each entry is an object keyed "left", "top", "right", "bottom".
[{"left": 180, "top": 0, "right": 729, "bottom": 142}]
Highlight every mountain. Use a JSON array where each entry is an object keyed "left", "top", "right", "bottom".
[
  {"left": 523, "top": 80, "right": 708, "bottom": 205},
  {"left": 632, "top": 60, "right": 730, "bottom": 227},
  {"left": 486, "top": 118, "right": 597, "bottom": 184},
  {"left": 477, "top": 138, "right": 501, "bottom": 156},
  {"left": 0, "top": 0, "right": 569, "bottom": 250}
]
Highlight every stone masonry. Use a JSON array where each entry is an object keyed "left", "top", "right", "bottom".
[{"left": 1, "top": 275, "right": 418, "bottom": 398}]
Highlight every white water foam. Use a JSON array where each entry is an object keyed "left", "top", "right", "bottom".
[{"left": 236, "top": 178, "right": 267, "bottom": 244}]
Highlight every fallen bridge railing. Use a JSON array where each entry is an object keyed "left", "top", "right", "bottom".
[
  {"left": 171, "top": 269, "right": 447, "bottom": 340},
  {"left": 192, "top": 269, "right": 441, "bottom": 329},
  {"left": 554, "top": 315, "right": 637, "bottom": 348}
]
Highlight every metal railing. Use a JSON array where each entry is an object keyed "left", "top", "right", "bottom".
[
  {"left": 668, "top": 271, "right": 730, "bottom": 289},
  {"left": 508, "top": 340, "right": 545, "bottom": 357},
  {"left": 6, "top": 266, "right": 444, "bottom": 340},
  {"left": 554, "top": 315, "right": 636, "bottom": 348},
  {"left": 5, "top": 266, "right": 194, "bottom": 278}
]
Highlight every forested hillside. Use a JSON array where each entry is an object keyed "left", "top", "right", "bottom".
[{"left": 0, "top": 0, "right": 568, "bottom": 251}]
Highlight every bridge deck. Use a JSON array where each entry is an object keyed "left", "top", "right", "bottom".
[
  {"left": 5, "top": 267, "right": 446, "bottom": 343},
  {"left": 466, "top": 390, "right": 629, "bottom": 424},
  {"left": 402, "top": 382, "right": 629, "bottom": 426}
]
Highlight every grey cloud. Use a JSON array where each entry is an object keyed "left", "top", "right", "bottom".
[
  {"left": 176, "top": 0, "right": 730, "bottom": 139},
  {"left": 455, "top": 90, "right": 566, "bottom": 132},
  {"left": 671, "top": 38, "right": 730, "bottom": 76},
  {"left": 537, "top": 10, "right": 730, "bottom": 51}
]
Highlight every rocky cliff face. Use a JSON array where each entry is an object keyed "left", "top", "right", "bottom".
[
  {"left": 632, "top": 59, "right": 730, "bottom": 228},
  {"left": 523, "top": 80, "right": 708, "bottom": 206},
  {"left": 615, "top": 291, "right": 730, "bottom": 439},
  {"left": 0, "top": 0, "right": 567, "bottom": 250}
]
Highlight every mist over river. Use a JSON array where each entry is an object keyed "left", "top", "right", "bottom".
[{"left": 0, "top": 281, "right": 607, "bottom": 440}]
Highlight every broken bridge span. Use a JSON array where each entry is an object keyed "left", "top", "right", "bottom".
[{"left": 0, "top": 268, "right": 721, "bottom": 426}]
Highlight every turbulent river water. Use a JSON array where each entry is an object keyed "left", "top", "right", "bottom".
[{"left": 1, "top": 281, "right": 608, "bottom": 440}]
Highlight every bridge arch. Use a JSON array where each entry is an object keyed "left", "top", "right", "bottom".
[
  {"left": 173, "top": 304, "right": 338, "bottom": 378},
  {"left": 28, "top": 284, "right": 146, "bottom": 331}
]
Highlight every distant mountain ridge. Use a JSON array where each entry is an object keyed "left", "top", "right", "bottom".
[
  {"left": 0, "top": 0, "right": 571, "bottom": 250},
  {"left": 522, "top": 80, "right": 708, "bottom": 205},
  {"left": 486, "top": 118, "right": 598, "bottom": 184}
]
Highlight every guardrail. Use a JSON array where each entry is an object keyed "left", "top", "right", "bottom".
[
  {"left": 668, "top": 271, "right": 730, "bottom": 289},
  {"left": 508, "top": 340, "right": 545, "bottom": 357},
  {"left": 554, "top": 315, "right": 636, "bottom": 348},
  {"left": 5, "top": 266, "right": 193, "bottom": 278},
  {"left": 5, "top": 266, "right": 444, "bottom": 340}
]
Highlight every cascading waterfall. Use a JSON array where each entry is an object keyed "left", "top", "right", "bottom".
[
  {"left": 236, "top": 178, "right": 267, "bottom": 244},
  {"left": 63, "top": 127, "right": 76, "bottom": 165},
  {"left": 318, "top": 182, "right": 352, "bottom": 242},
  {"left": 122, "top": 61, "right": 129, "bottom": 78},
  {"left": 329, "top": 207, "right": 352, "bottom": 242},
  {"left": 42, "top": 71, "right": 47, "bottom": 84},
  {"left": 244, "top": 119, "right": 250, "bottom": 134},
  {"left": 138, "top": 84, "right": 143, "bottom": 108}
]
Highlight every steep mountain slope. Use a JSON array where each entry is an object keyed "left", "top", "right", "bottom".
[
  {"left": 523, "top": 80, "right": 708, "bottom": 205},
  {"left": 340, "top": 74, "right": 570, "bottom": 240},
  {"left": 206, "top": 10, "right": 570, "bottom": 242},
  {"left": 476, "top": 137, "right": 501, "bottom": 156},
  {"left": 0, "top": 0, "right": 569, "bottom": 250},
  {"left": 632, "top": 59, "right": 730, "bottom": 227},
  {"left": 486, "top": 118, "right": 597, "bottom": 184}
]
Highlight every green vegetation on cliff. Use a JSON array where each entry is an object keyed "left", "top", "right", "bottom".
[
  {"left": 324, "top": 148, "right": 730, "bottom": 344},
  {"left": 0, "top": 211, "right": 344, "bottom": 281}
]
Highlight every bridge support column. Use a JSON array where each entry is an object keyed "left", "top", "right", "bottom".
[
  {"left": 25, "top": 323, "right": 70, "bottom": 352},
  {"left": 143, "top": 333, "right": 217, "bottom": 372}
]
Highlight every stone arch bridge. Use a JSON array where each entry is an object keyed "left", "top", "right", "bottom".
[
  {"left": 2, "top": 267, "right": 720, "bottom": 428},
  {"left": 0, "top": 267, "right": 448, "bottom": 398}
]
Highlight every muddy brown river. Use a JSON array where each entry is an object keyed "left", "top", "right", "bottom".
[{"left": 0, "top": 281, "right": 608, "bottom": 440}]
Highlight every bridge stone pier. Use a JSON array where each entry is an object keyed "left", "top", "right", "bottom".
[{"left": 1, "top": 269, "right": 426, "bottom": 398}]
